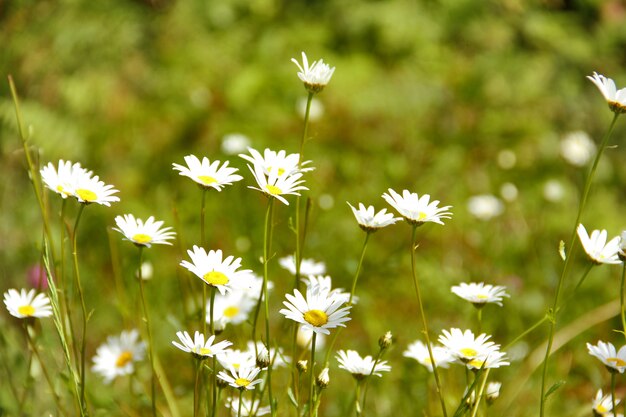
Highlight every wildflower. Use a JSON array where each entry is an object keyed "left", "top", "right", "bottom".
[
  {"left": 450, "top": 282, "right": 509, "bottom": 308},
  {"left": 279, "top": 255, "right": 326, "bottom": 276},
  {"left": 403, "top": 340, "right": 453, "bottom": 372},
  {"left": 561, "top": 131, "right": 596, "bottom": 167},
  {"left": 113, "top": 214, "right": 175, "bottom": 248},
  {"left": 336, "top": 350, "right": 391, "bottom": 380},
  {"left": 382, "top": 188, "right": 452, "bottom": 226},
  {"left": 291, "top": 51, "right": 335, "bottom": 93},
  {"left": 587, "top": 341, "right": 626, "bottom": 373},
  {"left": 26, "top": 263, "right": 49, "bottom": 290},
  {"left": 587, "top": 72, "right": 626, "bottom": 114},
  {"left": 577, "top": 224, "right": 621, "bottom": 265},
  {"left": 172, "top": 331, "right": 232, "bottom": 359},
  {"left": 92, "top": 330, "right": 145, "bottom": 383},
  {"left": 3, "top": 288, "right": 52, "bottom": 319},
  {"left": 317, "top": 367, "right": 330, "bottom": 388},
  {"left": 543, "top": 179, "right": 565, "bottom": 202},
  {"left": 73, "top": 172, "right": 120, "bottom": 206},
  {"left": 466, "top": 350, "right": 510, "bottom": 370},
  {"left": 379, "top": 331, "right": 393, "bottom": 350},
  {"left": 172, "top": 155, "right": 243, "bottom": 191},
  {"left": 297, "top": 360, "right": 308, "bottom": 373},
  {"left": 40, "top": 160, "right": 90, "bottom": 199},
  {"left": 280, "top": 285, "right": 351, "bottom": 335},
  {"left": 500, "top": 183, "right": 518, "bottom": 202},
  {"left": 239, "top": 148, "right": 313, "bottom": 177},
  {"left": 593, "top": 389, "right": 620, "bottom": 415},
  {"left": 347, "top": 202, "right": 402, "bottom": 232},
  {"left": 218, "top": 365, "right": 263, "bottom": 391},
  {"left": 209, "top": 290, "right": 256, "bottom": 326},
  {"left": 217, "top": 349, "right": 256, "bottom": 371},
  {"left": 246, "top": 163, "right": 308, "bottom": 206},
  {"left": 302, "top": 275, "right": 352, "bottom": 304},
  {"left": 180, "top": 246, "right": 251, "bottom": 295},
  {"left": 467, "top": 195, "right": 504, "bottom": 221},
  {"left": 225, "top": 397, "right": 270, "bottom": 416},
  {"left": 486, "top": 382, "right": 501, "bottom": 404},
  {"left": 438, "top": 328, "right": 499, "bottom": 364}
]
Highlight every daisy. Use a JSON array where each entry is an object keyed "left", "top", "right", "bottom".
[
  {"left": 209, "top": 290, "right": 256, "bottom": 325},
  {"left": 279, "top": 255, "right": 326, "bottom": 276},
  {"left": 336, "top": 350, "right": 391, "bottom": 380},
  {"left": 302, "top": 275, "right": 353, "bottom": 304},
  {"left": 450, "top": 282, "right": 510, "bottom": 307},
  {"left": 172, "top": 331, "right": 232, "bottom": 359},
  {"left": 180, "top": 246, "right": 251, "bottom": 295},
  {"left": 280, "top": 285, "right": 351, "bottom": 335},
  {"left": 172, "top": 155, "right": 243, "bottom": 191},
  {"left": 486, "top": 382, "right": 501, "bottom": 403},
  {"left": 225, "top": 397, "right": 270, "bottom": 416},
  {"left": 382, "top": 188, "right": 452, "bottom": 226},
  {"left": 40, "top": 160, "right": 90, "bottom": 199},
  {"left": 466, "top": 350, "right": 510, "bottom": 370},
  {"left": 113, "top": 214, "right": 176, "bottom": 248},
  {"left": 587, "top": 341, "right": 626, "bottom": 373},
  {"left": 347, "top": 202, "right": 402, "bottom": 232},
  {"left": 587, "top": 72, "right": 626, "bottom": 114},
  {"left": 577, "top": 224, "right": 621, "bottom": 265},
  {"left": 72, "top": 171, "right": 120, "bottom": 206},
  {"left": 92, "top": 329, "right": 145, "bottom": 383},
  {"left": 594, "top": 389, "right": 620, "bottom": 415},
  {"left": 438, "top": 328, "right": 499, "bottom": 363},
  {"left": 218, "top": 365, "right": 263, "bottom": 391},
  {"left": 3, "top": 288, "right": 52, "bottom": 319},
  {"left": 291, "top": 51, "right": 335, "bottom": 93},
  {"left": 217, "top": 349, "right": 256, "bottom": 371},
  {"left": 239, "top": 148, "right": 313, "bottom": 177},
  {"left": 247, "top": 163, "right": 308, "bottom": 206},
  {"left": 403, "top": 340, "right": 453, "bottom": 372}
]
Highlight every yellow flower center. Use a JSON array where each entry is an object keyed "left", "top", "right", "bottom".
[
  {"left": 303, "top": 309, "right": 328, "bottom": 327},
  {"left": 76, "top": 188, "right": 97, "bottom": 202},
  {"left": 476, "top": 294, "right": 489, "bottom": 300},
  {"left": 417, "top": 211, "right": 428, "bottom": 221},
  {"left": 607, "top": 357, "right": 626, "bottom": 367},
  {"left": 468, "top": 359, "right": 484, "bottom": 368},
  {"left": 266, "top": 184, "right": 282, "bottom": 195},
  {"left": 132, "top": 233, "right": 152, "bottom": 245},
  {"left": 597, "top": 404, "right": 608, "bottom": 413},
  {"left": 268, "top": 167, "right": 286, "bottom": 176},
  {"left": 56, "top": 185, "right": 71, "bottom": 196},
  {"left": 115, "top": 351, "right": 133, "bottom": 368},
  {"left": 460, "top": 347, "right": 478, "bottom": 358},
  {"left": 235, "top": 377, "right": 250, "bottom": 387},
  {"left": 199, "top": 347, "right": 212, "bottom": 356},
  {"left": 18, "top": 305, "right": 35, "bottom": 316},
  {"left": 224, "top": 306, "right": 239, "bottom": 318},
  {"left": 203, "top": 271, "right": 229, "bottom": 286},
  {"left": 233, "top": 363, "right": 240, "bottom": 370},
  {"left": 198, "top": 175, "right": 217, "bottom": 185}
]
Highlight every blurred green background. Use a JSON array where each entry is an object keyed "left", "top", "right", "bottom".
[{"left": 3, "top": 0, "right": 626, "bottom": 415}]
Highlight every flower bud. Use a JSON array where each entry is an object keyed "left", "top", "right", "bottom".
[
  {"left": 316, "top": 368, "right": 329, "bottom": 389},
  {"left": 297, "top": 360, "right": 308, "bottom": 374},
  {"left": 256, "top": 347, "right": 271, "bottom": 369},
  {"left": 379, "top": 331, "right": 393, "bottom": 350}
]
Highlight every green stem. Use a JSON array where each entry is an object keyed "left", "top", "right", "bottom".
[
  {"left": 354, "top": 380, "right": 362, "bottom": 417},
  {"left": 138, "top": 247, "right": 157, "bottom": 417},
  {"left": 237, "top": 389, "right": 243, "bottom": 417},
  {"left": 201, "top": 189, "right": 208, "bottom": 335},
  {"left": 621, "top": 262, "right": 626, "bottom": 342},
  {"left": 360, "top": 348, "right": 385, "bottom": 417},
  {"left": 611, "top": 372, "right": 617, "bottom": 417},
  {"left": 470, "top": 369, "right": 491, "bottom": 417},
  {"left": 476, "top": 308, "right": 483, "bottom": 334},
  {"left": 263, "top": 198, "right": 276, "bottom": 416},
  {"left": 194, "top": 359, "right": 203, "bottom": 417},
  {"left": 309, "top": 332, "right": 317, "bottom": 417},
  {"left": 211, "top": 355, "right": 218, "bottom": 417}
]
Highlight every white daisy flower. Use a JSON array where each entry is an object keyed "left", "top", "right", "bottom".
[
  {"left": 209, "top": 290, "right": 256, "bottom": 326},
  {"left": 450, "top": 282, "right": 510, "bottom": 307},
  {"left": 218, "top": 365, "right": 263, "bottom": 391},
  {"left": 172, "top": 331, "right": 232, "bottom": 359},
  {"left": 180, "top": 246, "right": 251, "bottom": 295},
  {"left": 246, "top": 163, "right": 308, "bottom": 206},
  {"left": 587, "top": 340, "right": 626, "bottom": 373},
  {"left": 382, "top": 188, "right": 452, "bottom": 226},
  {"left": 172, "top": 155, "right": 243, "bottom": 191},
  {"left": 466, "top": 349, "right": 510, "bottom": 370},
  {"left": 560, "top": 131, "right": 596, "bottom": 167},
  {"left": 279, "top": 255, "right": 326, "bottom": 276},
  {"left": 594, "top": 389, "right": 620, "bottom": 415},
  {"left": 291, "top": 51, "right": 335, "bottom": 93},
  {"left": 40, "top": 160, "right": 90, "bottom": 199},
  {"left": 302, "top": 275, "right": 352, "bottom": 304},
  {"left": 217, "top": 349, "right": 256, "bottom": 371},
  {"left": 577, "top": 224, "right": 621, "bottom": 265},
  {"left": 403, "top": 340, "right": 453, "bottom": 372},
  {"left": 225, "top": 397, "right": 270, "bottom": 416},
  {"left": 3, "top": 288, "right": 52, "bottom": 319},
  {"left": 587, "top": 72, "right": 626, "bottom": 114},
  {"left": 279, "top": 285, "right": 351, "bottom": 335},
  {"left": 113, "top": 214, "right": 176, "bottom": 248},
  {"left": 239, "top": 148, "right": 313, "bottom": 177},
  {"left": 438, "top": 328, "right": 499, "bottom": 363},
  {"left": 336, "top": 350, "right": 391, "bottom": 380},
  {"left": 72, "top": 171, "right": 120, "bottom": 206},
  {"left": 92, "top": 329, "right": 145, "bottom": 383},
  {"left": 347, "top": 202, "right": 402, "bottom": 232},
  {"left": 297, "top": 325, "right": 327, "bottom": 351}
]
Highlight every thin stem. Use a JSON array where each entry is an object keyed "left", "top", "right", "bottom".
[
  {"left": 361, "top": 348, "right": 385, "bottom": 417},
  {"left": 354, "top": 380, "right": 362, "bottom": 417},
  {"left": 470, "top": 369, "right": 491, "bottom": 417},
  {"left": 237, "top": 389, "right": 243, "bottom": 417},
  {"left": 621, "top": 262, "right": 626, "bottom": 342},
  {"left": 308, "top": 332, "right": 317, "bottom": 417},
  {"left": 138, "top": 247, "right": 157, "bottom": 417},
  {"left": 201, "top": 189, "right": 208, "bottom": 335},
  {"left": 194, "top": 359, "right": 203, "bottom": 417},
  {"left": 476, "top": 308, "right": 483, "bottom": 334},
  {"left": 409, "top": 225, "right": 447, "bottom": 417},
  {"left": 539, "top": 112, "right": 620, "bottom": 417},
  {"left": 611, "top": 372, "right": 617, "bottom": 417},
  {"left": 263, "top": 198, "right": 276, "bottom": 416},
  {"left": 211, "top": 355, "right": 218, "bottom": 417}
]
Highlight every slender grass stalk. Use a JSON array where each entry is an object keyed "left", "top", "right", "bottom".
[
  {"left": 308, "top": 332, "right": 317, "bottom": 417},
  {"left": 621, "top": 262, "right": 626, "bottom": 341},
  {"left": 354, "top": 379, "right": 363, "bottom": 417},
  {"left": 470, "top": 369, "right": 491, "bottom": 417},
  {"left": 201, "top": 189, "right": 208, "bottom": 335},
  {"left": 194, "top": 358, "right": 203, "bottom": 417},
  {"left": 360, "top": 350, "right": 385, "bottom": 416},
  {"left": 409, "top": 225, "right": 447, "bottom": 417},
  {"left": 18, "top": 346, "right": 34, "bottom": 414},
  {"left": 539, "top": 111, "right": 619, "bottom": 417},
  {"left": 0, "top": 332, "right": 21, "bottom": 407},
  {"left": 263, "top": 198, "right": 276, "bottom": 416},
  {"left": 237, "top": 389, "right": 243, "bottom": 417},
  {"left": 137, "top": 247, "right": 157, "bottom": 417},
  {"left": 208, "top": 287, "right": 217, "bottom": 417}
]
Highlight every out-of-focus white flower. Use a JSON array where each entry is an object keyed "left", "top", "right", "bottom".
[
  {"left": 560, "top": 131, "right": 596, "bottom": 167},
  {"left": 221, "top": 133, "right": 251, "bottom": 155},
  {"left": 403, "top": 340, "right": 453, "bottom": 372},
  {"left": 336, "top": 350, "right": 391, "bottom": 379},
  {"left": 593, "top": 389, "right": 620, "bottom": 415},
  {"left": 347, "top": 202, "right": 402, "bottom": 232},
  {"left": 486, "top": 382, "right": 502, "bottom": 403},
  {"left": 500, "top": 183, "right": 518, "bottom": 202},
  {"left": 92, "top": 330, "right": 145, "bottom": 383},
  {"left": 225, "top": 397, "right": 270, "bottom": 416},
  {"left": 297, "top": 325, "right": 326, "bottom": 351},
  {"left": 239, "top": 148, "right": 313, "bottom": 177},
  {"left": 497, "top": 150, "right": 516, "bottom": 169},
  {"left": 209, "top": 290, "right": 256, "bottom": 326},
  {"left": 292, "top": 52, "right": 335, "bottom": 93},
  {"left": 279, "top": 255, "right": 326, "bottom": 276},
  {"left": 543, "top": 179, "right": 565, "bottom": 202},
  {"left": 587, "top": 72, "right": 626, "bottom": 114},
  {"left": 382, "top": 189, "right": 452, "bottom": 226},
  {"left": 467, "top": 195, "right": 504, "bottom": 221},
  {"left": 297, "top": 96, "right": 324, "bottom": 121},
  {"left": 40, "top": 160, "right": 90, "bottom": 199}
]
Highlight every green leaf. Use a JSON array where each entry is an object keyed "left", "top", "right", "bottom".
[{"left": 544, "top": 380, "right": 566, "bottom": 399}]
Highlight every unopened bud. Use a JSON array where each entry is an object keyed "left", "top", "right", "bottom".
[
  {"left": 379, "top": 331, "right": 393, "bottom": 350},
  {"left": 316, "top": 368, "right": 329, "bottom": 389},
  {"left": 256, "top": 347, "right": 271, "bottom": 369},
  {"left": 486, "top": 382, "right": 501, "bottom": 405},
  {"left": 213, "top": 317, "right": 227, "bottom": 335},
  {"left": 297, "top": 360, "right": 308, "bottom": 374}
]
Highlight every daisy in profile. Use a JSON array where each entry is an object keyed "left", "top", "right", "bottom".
[
  {"left": 72, "top": 172, "right": 120, "bottom": 206},
  {"left": 180, "top": 246, "right": 251, "bottom": 295},
  {"left": 577, "top": 224, "right": 621, "bottom": 265},
  {"left": 593, "top": 389, "right": 620, "bottom": 415},
  {"left": 587, "top": 340, "right": 626, "bottom": 373},
  {"left": 239, "top": 148, "right": 313, "bottom": 177},
  {"left": 246, "top": 163, "right": 308, "bottom": 206},
  {"left": 347, "top": 202, "right": 402, "bottom": 232},
  {"left": 40, "top": 160, "right": 90, "bottom": 199},
  {"left": 587, "top": 72, "right": 626, "bottom": 114},
  {"left": 218, "top": 365, "right": 263, "bottom": 391},
  {"left": 336, "top": 350, "right": 391, "bottom": 380},
  {"left": 403, "top": 340, "right": 453, "bottom": 372},
  {"left": 225, "top": 397, "right": 270, "bottom": 416},
  {"left": 172, "top": 155, "right": 243, "bottom": 191},
  {"left": 451, "top": 282, "right": 510, "bottom": 308},
  {"left": 280, "top": 285, "right": 351, "bottom": 335},
  {"left": 113, "top": 214, "right": 176, "bottom": 248},
  {"left": 279, "top": 255, "right": 326, "bottom": 276},
  {"left": 92, "top": 329, "right": 145, "bottom": 383},
  {"left": 3, "top": 288, "right": 52, "bottom": 319},
  {"left": 382, "top": 188, "right": 452, "bottom": 226},
  {"left": 438, "top": 328, "right": 499, "bottom": 364},
  {"left": 466, "top": 350, "right": 510, "bottom": 370},
  {"left": 291, "top": 51, "right": 335, "bottom": 93},
  {"left": 172, "top": 331, "right": 232, "bottom": 359}
]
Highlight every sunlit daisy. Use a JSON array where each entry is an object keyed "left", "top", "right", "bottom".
[
  {"left": 438, "top": 328, "right": 499, "bottom": 363},
  {"left": 302, "top": 275, "right": 352, "bottom": 304},
  {"left": 587, "top": 72, "right": 626, "bottom": 114},
  {"left": 172, "top": 155, "right": 243, "bottom": 191},
  {"left": 3, "top": 288, "right": 52, "bottom": 319},
  {"left": 40, "top": 160, "right": 90, "bottom": 199},
  {"left": 577, "top": 224, "right": 621, "bottom": 265},
  {"left": 382, "top": 188, "right": 452, "bottom": 226},
  {"left": 72, "top": 171, "right": 120, "bottom": 206},
  {"left": 113, "top": 214, "right": 176, "bottom": 248},
  {"left": 587, "top": 341, "right": 626, "bottom": 373},
  {"left": 279, "top": 255, "right": 326, "bottom": 276},
  {"left": 180, "top": 246, "right": 251, "bottom": 295},
  {"left": 403, "top": 340, "right": 453, "bottom": 372},
  {"left": 247, "top": 163, "right": 308, "bottom": 206},
  {"left": 92, "top": 329, "right": 145, "bottom": 383},
  {"left": 336, "top": 350, "right": 391, "bottom": 380},
  {"left": 225, "top": 397, "right": 270, "bottom": 416},
  {"left": 209, "top": 290, "right": 256, "bottom": 325},
  {"left": 218, "top": 365, "right": 263, "bottom": 391},
  {"left": 291, "top": 51, "right": 335, "bottom": 93},
  {"left": 217, "top": 349, "right": 256, "bottom": 371},
  {"left": 466, "top": 349, "right": 510, "bottom": 370},
  {"left": 172, "top": 331, "right": 232, "bottom": 359},
  {"left": 280, "top": 285, "right": 351, "bottom": 335},
  {"left": 594, "top": 389, "right": 620, "bottom": 415},
  {"left": 347, "top": 202, "right": 402, "bottom": 232},
  {"left": 450, "top": 282, "right": 509, "bottom": 308},
  {"left": 239, "top": 148, "right": 313, "bottom": 177}
]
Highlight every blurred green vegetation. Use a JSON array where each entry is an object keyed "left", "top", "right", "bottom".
[{"left": 3, "top": 0, "right": 626, "bottom": 416}]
